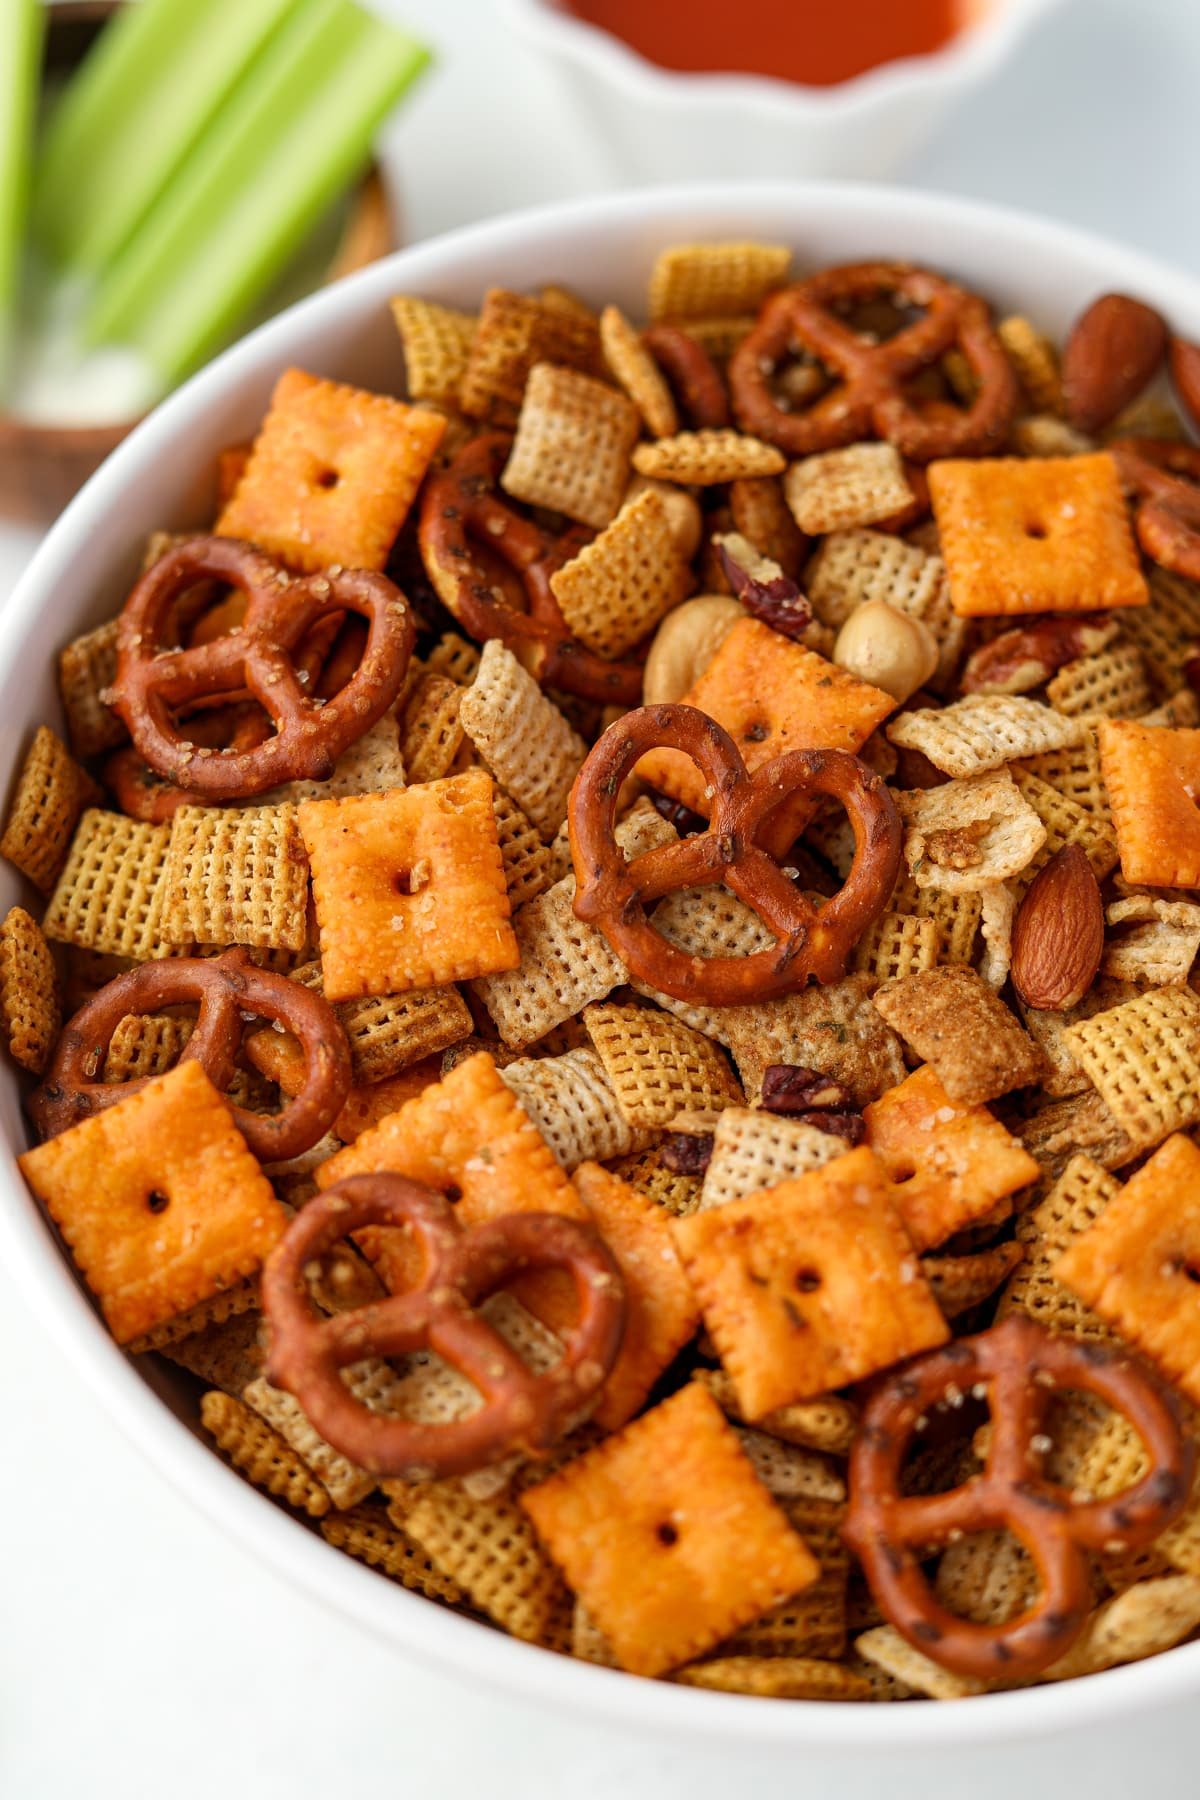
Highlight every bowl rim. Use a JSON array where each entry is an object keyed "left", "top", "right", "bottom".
[
  {"left": 6, "top": 178, "right": 1200, "bottom": 1749},
  {"left": 499, "top": 0, "right": 1069, "bottom": 116}
]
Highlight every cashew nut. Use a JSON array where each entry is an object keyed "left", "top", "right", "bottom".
[
  {"left": 833, "top": 600, "right": 939, "bottom": 703},
  {"left": 643, "top": 595, "right": 742, "bottom": 706}
]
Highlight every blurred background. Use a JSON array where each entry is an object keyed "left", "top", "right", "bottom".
[{"left": 4, "top": 1, "right": 1200, "bottom": 1796}]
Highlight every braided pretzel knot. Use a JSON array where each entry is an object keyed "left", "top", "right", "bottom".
[
  {"left": 1110, "top": 437, "right": 1200, "bottom": 582},
  {"left": 417, "top": 432, "right": 644, "bottom": 704},
  {"left": 262, "top": 1173, "right": 626, "bottom": 1479},
  {"left": 843, "top": 1317, "right": 1194, "bottom": 1682},
  {"left": 568, "top": 703, "right": 902, "bottom": 1005},
  {"left": 28, "top": 949, "right": 351, "bottom": 1163},
  {"left": 729, "top": 262, "right": 1019, "bottom": 462},
  {"left": 110, "top": 535, "right": 415, "bottom": 802}
]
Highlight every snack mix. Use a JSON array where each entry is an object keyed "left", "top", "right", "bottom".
[{"left": 15, "top": 245, "right": 1200, "bottom": 1704}]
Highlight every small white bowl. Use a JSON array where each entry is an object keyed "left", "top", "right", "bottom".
[
  {"left": 501, "top": 0, "right": 1069, "bottom": 183},
  {"left": 4, "top": 182, "right": 1200, "bottom": 1751}
]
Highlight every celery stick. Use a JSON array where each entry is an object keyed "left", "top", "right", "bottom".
[
  {"left": 33, "top": 0, "right": 304, "bottom": 274},
  {"left": 85, "top": 0, "right": 430, "bottom": 385},
  {"left": 0, "top": 0, "right": 42, "bottom": 393}
]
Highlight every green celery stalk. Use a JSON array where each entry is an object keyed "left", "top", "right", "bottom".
[
  {"left": 33, "top": 0, "right": 305, "bottom": 274},
  {"left": 84, "top": 0, "right": 430, "bottom": 385},
  {"left": 0, "top": 0, "right": 43, "bottom": 393}
]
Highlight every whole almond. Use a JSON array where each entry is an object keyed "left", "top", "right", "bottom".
[
  {"left": 1170, "top": 336, "right": 1200, "bottom": 434},
  {"left": 1010, "top": 844, "right": 1104, "bottom": 1011},
  {"left": 1062, "top": 293, "right": 1167, "bottom": 433}
]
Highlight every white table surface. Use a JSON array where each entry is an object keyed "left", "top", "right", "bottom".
[{"left": 5, "top": 1, "right": 1200, "bottom": 1794}]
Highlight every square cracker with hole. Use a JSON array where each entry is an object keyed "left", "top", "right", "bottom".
[
  {"left": 873, "top": 965, "right": 1046, "bottom": 1106},
  {"left": 299, "top": 769, "right": 517, "bottom": 1001},
  {"left": 637, "top": 618, "right": 894, "bottom": 816},
  {"left": 519, "top": 1381, "right": 818, "bottom": 1677},
  {"left": 1098, "top": 720, "right": 1200, "bottom": 890},
  {"left": 217, "top": 367, "right": 445, "bottom": 573},
  {"left": 863, "top": 1064, "right": 1039, "bottom": 1252},
  {"left": 18, "top": 1061, "right": 286, "bottom": 1346},
  {"left": 928, "top": 453, "right": 1149, "bottom": 619},
  {"left": 672, "top": 1146, "right": 948, "bottom": 1417},
  {"left": 1055, "top": 1134, "right": 1200, "bottom": 1406}
]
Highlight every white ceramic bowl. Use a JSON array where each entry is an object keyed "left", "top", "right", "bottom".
[
  {"left": 4, "top": 182, "right": 1200, "bottom": 1750},
  {"left": 501, "top": 0, "right": 1068, "bottom": 183}
]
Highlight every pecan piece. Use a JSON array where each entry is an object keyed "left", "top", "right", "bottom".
[
  {"left": 717, "top": 534, "right": 813, "bottom": 641},
  {"left": 760, "top": 1064, "right": 854, "bottom": 1114},
  {"left": 961, "top": 613, "right": 1116, "bottom": 695},
  {"left": 662, "top": 1132, "right": 714, "bottom": 1176}
]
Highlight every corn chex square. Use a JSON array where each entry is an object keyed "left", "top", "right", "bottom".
[
  {"left": 501, "top": 362, "right": 640, "bottom": 530},
  {"left": 19, "top": 1061, "right": 286, "bottom": 1346},
  {"left": 583, "top": 1000, "right": 742, "bottom": 1128},
  {"left": 784, "top": 444, "right": 914, "bottom": 536},
  {"left": 0, "top": 905, "right": 60, "bottom": 1075},
  {"left": 520, "top": 1382, "right": 818, "bottom": 1677},
  {"left": 648, "top": 242, "right": 792, "bottom": 321},
  {"left": 997, "top": 1152, "right": 1121, "bottom": 1341},
  {"left": 458, "top": 286, "right": 601, "bottom": 427},
  {"left": 0, "top": 725, "right": 99, "bottom": 894},
  {"left": 162, "top": 805, "right": 310, "bottom": 953},
  {"left": 57, "top": 618, "right": 124, "bottom": 758},
  {"left": 697, "top": 1107, "right": 847, "bottom": 1212},
  {"left": 1045, "top": 642, "right": 1152, "bottom": 720},
  {"left": 600, "top": 305, "right": 678, "bottom": 438},
  {"left": 1056, "top": 1134, "right": 1200, "bottom": 1406},
  {"left": 928, "top": 453, "right": 1149, "bottom": 618},
  {"left": 549, "top": 488, "right": 690, "bottom": 660},
  {"left": 43, "top": 809, "right": 175, "bottom": 961},
  {"left": 458, "top": 641, "right": 585, "bottom": 843},
  {"left": 632, "top": 429, "right": 785, "bottom": 486},
  {"left": 390, "top": 295, "right": 478, "bottom": 408},
  {"left": 499, "top": 1047, "right": 652, "bottom": 1170},
  {"left": 299, "top": 770, "right": 517, "bottom": 1001},
  {"left": 401, "top": 1482, "right": 572, "bottom": 1648},
  {"left": 863, "top": 1064, "right": 1039, "bottom": 1252},
  {"left": 673, "top": 1148, "right": 948, "bottom": 1417},
  {"left": 1061, "top": 985, "right": 1200, "bottom": 1151},
  {"left": 217, "top": 368, "right": 445, "bottom": 573}
]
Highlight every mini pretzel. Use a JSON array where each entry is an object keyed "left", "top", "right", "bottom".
[
  {"left": 28, "top": 949, "right": 351, "bottom": 1162},
  {"left": 729, "top": 262, "right": 1019, "bottom": 462},
  {"left": 262, "top": 1172, "right": 626, "bottom": 1479},
  {"left": 569, "top": 703, "right": 902, "bottom": 1004},
  {"left": 843, "top": 1317, "right": 1194, "bottom": 1682},
  {"left": 642, "top": 324, "right": 730, "bottom": 428},
  {"left": 1110, "top": 437, "right": 1200, "bottom": 581},
  {"left": 417, "top": 433, "right": 644, "bottom": 705},
  {"left": 110, "top": 535, "right": 415, "bottom": 802}
]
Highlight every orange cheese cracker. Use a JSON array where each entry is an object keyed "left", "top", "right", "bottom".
[
  {"left": 637, "top": 618, "right": 894, "bottom": 815},
  {"left": 1055, "top": 1134, "right": 1200, "bottom": 1406},
  {"left": 671, "top": 1147, "right": 948, "bottom": 1418},
  {"left": 863, "top": 1064, "right": 1040, "bottom": 1252},
  {"left": 1098, "top": 719, "right": 1200, "bottom": 890},
  {"left": 929, "top": 453, "right": 1149, "bottom": 618},
  {"left": 217, "top": 367, "right": 445, "bottom": 573},
  {"left": 19, "top": 1061, "right": 286, "bottom": 1346},
  {"left": 317, "top": 1050, "right": 584, "bottom": 1297},
  {"left": 572, "top": 1162, "right": 700, "bottom": 1430},
  {"left": 520, "top": 1382, "right": 818, "bottom": 1677},
  {"left": 299, "top": 769, "right": 518, "bottom": 1001}
]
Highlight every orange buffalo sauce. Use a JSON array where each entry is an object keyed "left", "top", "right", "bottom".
[{"left": 564, "top": 0, "right": 970, "bottom": 89}]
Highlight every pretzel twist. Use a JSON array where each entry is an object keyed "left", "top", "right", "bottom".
[
  {"left": 1110, "top": 437, "right": 1200, "bottom": 582},
  {"left": 29, "top": 949, "right": 351, "bottom": 1163},
  {"left": 110, "top": 535, "right": 415, "bottom": 802},
  {"left": 642, "top": 324, "right": 730, "bottom": 428},
  {"left": 843, "top": 1317, "right": 1195, "bottom": 1682},
  {"left": 262, "top": 1173, "right": 626, "bottom": 1479},
  {"left": 569, "top": 703, "right": 901, "bottom": 1005},
  {"left": 417, "top": 433, "right": 644, "bottom": 704},
  {"left": 729, "top": 262, "right": 1019, "bottom": 463}
]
